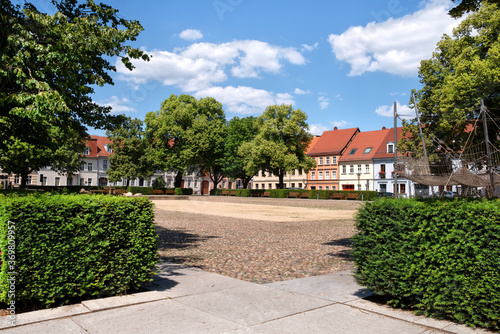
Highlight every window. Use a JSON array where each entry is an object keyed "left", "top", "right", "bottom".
[
  {"left": 357, "top": 165, "right": 362, "bottom": 173},
  {"left": 446, "top": 185, "right": 452, "bottom": 191},
  {"left": 188, "top": 180, "right": 192, "bottom": 188},
  {"left": 291, "top": 183, "right": 295, "bottom": 188},
  {"left": 311, "top": 171, "right": 316, "bottom": 180},
  {"left": 387, "top": 143, "right": 394, "bottom": 154},
  {"left": 262, "top": 184, "right": 265, "bottom": 189},
  {"left": 87, "top": 178, "right": 92, "bottom": 186},
  {"left": 364, "top": 147, "right": 372, "bottom": 154},
  {"left": 255, "top": 184, "right": 259, "bottom": 189},
  {"left": 42, "top": 177, "right": 47, "bottom": 186},
  {"left": 195, "top": 180, "right": 198, "bottom": 188},
  {"left": 348, "top": 148, "right": 357, "bottom": 155},
  {"left": 333, "top": 186, "right": 337, "bottom": 190},
  {"left": 84, "top": 146, "right": 90, "bottom": 155},
  {"left": 80, "top": 178, "right": 84, "bottom": 186},
  {"left": 332, "top": 170, "right": 337, "bottom": 179},
  {"left": 310, "top": 186, "right": 316, "bottom": 190},
  {"left": 332, "top": 157, "right": 337, "bottom": 165},
  {"left": 298, "top": 169, "right": 302, "bottom": 175},
  {"left": 268, "top": 183, "right": 272, "bottom": 189},
  {"left": 103, "top": 159, "right": 108, "bottom": 170},
  {"left": 55, "top": 177, "right": 60, "bottom": 186},
  {"left": 380, "top": 164, "right": 386, "bottom": 173},
  {"left": 326, "top": 157, "right": 331, "bottom": 165},
  {"left": 166, "top": 179, "right": 171, "bottom": 187},
  {"left": 269, "top": 171, "right": 273, "bottom": 177},
  {"left": 342, "top": 165, "right": 347, "bottom": 174},
  {"left": 87, "top": 163, "right": 93, "bottom": 172},
  {"left": 14, "top": 176, "right": 19, "bottom": 184},
  {"left": 319, "top": 186, "right": 323, "bottom": 190},
  {"left": 325, "top": 186, "right": 329, "bottom": 190},
  {"left": 400, "top": 184, "right": 406, "bottom": 193},
  {"left": 325, "top": 171, "right": 330, "bottom": 180},
  {"left": 319, "top": 171, "right": 323, "bottom": 180},
  {"left": 298, "top": 183, "right": 302, "bottom": 188},
  {"left": 131, "top": 179, "right": 135, "bottom": 186},
  {"left": 358, "top": 184, "right": 362, "bottom": 191},
  {"left": 222, "top": 181, "right": 226, "bottom": 188},
  {"left": 343, "top": 184, "right": 354, "bottom": 190},
  {"left": 350, "top": 165, "right": 354, "bottom": 174},
  {"left": 319, "top": 157, "right": 324, "bottom": 165},
  {"left": 27, "top": 176, "right": 32, "bottom": 185},
  {"left": 80, "top": 163, "right": 85, "bottom": 171},
  {"left": 365, "top": 164, "right": 370, "bottom": 173}
]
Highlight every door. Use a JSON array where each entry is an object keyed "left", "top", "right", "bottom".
[{"left": 201, "top": 180, "right": 209, "bottom": 195}]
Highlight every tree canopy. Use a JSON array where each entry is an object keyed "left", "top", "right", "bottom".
[
  {"left": 449, "top": 0, "right": 500, "bottom": 17},
  {"left": 402, "top": 3, "right": 500, "bottom": 155},
  {"left": 240, "top": 104, "right": 316, "bottom": 189},
  {"left": 0, "top": 0, "right": 148, "bottom": 185},
  {"left": 145, "top": 94, "right": 227, "bottom": 189}
]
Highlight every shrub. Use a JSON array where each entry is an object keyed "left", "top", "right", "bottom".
[
  {"left": 0, "top": 194, "right": 158, "bottom": 308},
  {"left": 353, "top": 198, "right": 500, "bottom": 331},
  {"left": 126, "top": 186, "right": 154, "bottom": 195},
  {"left": 174, "top": 188, "right": 193, "bottom": 195},
  {"left": 235, "top": 189, "right": 252, "bottom": 197},
  {"left": 152, "top": 176, "right": 166, "bottom": 189}
]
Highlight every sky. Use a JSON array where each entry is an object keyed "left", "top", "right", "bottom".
[{"left": 33, "top": 0, "right": 465, "bottom": 136}]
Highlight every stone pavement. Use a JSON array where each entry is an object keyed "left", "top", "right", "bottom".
[{"left": 0, "top": 261, "right": 492, "bottom": 334}]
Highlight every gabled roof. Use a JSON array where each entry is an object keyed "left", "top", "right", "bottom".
[
  {"left": 340, "top": 128, "right": 391, "bottom": 162},
  {"left": 85, "top": 135, "right": 113, "bottom": 158},
  {"left": 372, "top": 127, "right": 408, "bottom": 159},
  {"left": 306, "top": 135, "right": 321, "bottom": 154},
  {"left": 307, "top": 127, "right": 359, "bottom": 156}
]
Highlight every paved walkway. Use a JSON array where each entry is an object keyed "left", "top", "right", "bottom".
[{"left": 0, "top": 261, "right": 491, "bottom": 334}]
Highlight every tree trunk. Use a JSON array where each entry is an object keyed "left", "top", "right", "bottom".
[
  {"left": 174, "top": 170, "right": 183, "bottom": 188},
  {"left": 20, "top": 173, "right": 28, "bottom": 188},
  {"left": 278, "top": 170, "right": 285, "bottom": 189},
  {"left": 126, "top": 179, "right": 130, "bottom": 187},
  {"left": 242, "top": 176, "right": 251, "bottom": 189}
]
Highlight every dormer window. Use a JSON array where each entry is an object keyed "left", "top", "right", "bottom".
[
  {"left": 348, "top": 148, "right": 357, "bottom": 155},
  {"left": 103, "top": 144, "right": 113, "bottom": 153},
  {"left": 84, "top": 146, "right": 90, "bottom": 155},
  {"left": 387, "top": 143, "right": 394, "bottom": 154}
]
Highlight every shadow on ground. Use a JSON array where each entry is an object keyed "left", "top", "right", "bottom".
[{"left": 323, "top": 237, "right": 354, "bottom": 262}]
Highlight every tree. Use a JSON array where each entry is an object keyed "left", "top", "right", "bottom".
[
  {"left": 449, "top": 0, "right": 500, "bottom": 17},
  {"left": 145, "top": 94, "right": 227, "bottom": 189},
  {"left": 106, "top": 117, "right": 155, "bottom": 186},
  {"left": 240, "top": 104, "right": 316, "bottom": 189},
  {"left": 223, "top": 116, "right": 258, "bottom": 189},
  {"left": 402, "top": 3, "right": 500, "bottom": 154},
  {"left": 0, "top": 0, "right": 149, "bottom": 186}
]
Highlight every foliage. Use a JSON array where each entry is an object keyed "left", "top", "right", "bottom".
[
  {"left": 152, "top": 176, "right": 166, "bottom": 189},
  {"left": 239, "top": 104, "right": 316, "bottom": 189},
  {"left": 126, "top": 186, "right": 154, "bottom": 195},
  {"left": 106, "top": 117, "right": 155, "bottom": 186},
  {"left": 0, "top": 0, "right": 149, "bottom": 186},
  {"left": 223, "top": 117, "right": 258, "bottom": 189},
  {"left": 174, "top": 188, "right": 193, "bottom": 195},
  {"left": 145, "top": 94, "right": 227, "bottom": 188},
  {"left": 403, "top": 3, "right": 500, "bottom": 154},
  {"left": 353, "top": 198, "right": 500, "bottom": 331},
  {"left": 0, "top": 194, "right": 158, "bottom": 307},
  {"left": 449, "top": 0, "right": 500, "bottom": 17}
]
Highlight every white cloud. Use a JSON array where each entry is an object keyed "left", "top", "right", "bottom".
[
  {"left": 330, "top": 120, "right": 349, "bottom": 128},
  {"left": 193, "top": 86, "right": 295, "bottom": 114},
  {"left": 117, "top": 40, "right": 306, "bottom": 90},
  {"left": 96, "top": 96, "right": 136, "bottom": 113},
  {"left": 318, "top": 96, "right": 330, "bottom": 110},
  {"left": 328, "top": 0, "right": 464, "bottom": 76},
  {"left": 294, "top": 88, "right": 311, "bottom": 95},
  {"left": 375, "top": 102, "right": 414, "bottom": 119},
  {"left": 309, "top": 123, "right": 330, "bottom": 136},
  {"left": 179, "top": 29, "right": 203, "bottom": 40},
  {"left": 301, "top": 42, "right": 318, "bottom": 52}
]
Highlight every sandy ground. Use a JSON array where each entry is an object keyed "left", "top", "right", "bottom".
[{"left": 152, "top": 200, "right": 357, "bottom": 222}]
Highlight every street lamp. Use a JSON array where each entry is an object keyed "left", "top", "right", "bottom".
[{"left": 357, "top": 172, "right": 361, "bottom": 191}]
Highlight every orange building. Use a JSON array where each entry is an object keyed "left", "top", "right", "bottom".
[{"left": 306, "top": 127, "right": 359, "bottom": 190}]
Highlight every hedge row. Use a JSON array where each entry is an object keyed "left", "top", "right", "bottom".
[
  {"left": 353, "top": 198, "right": 500, "bottom": 330},
  {"left": 212, "top": 188, "right": 378, "bottom": 200},
  {"left": 9, "top": 186, "right": 195, "bottom": 196},
  {"left": 0, "top": 194, "right": 158, "bottom": 308}
]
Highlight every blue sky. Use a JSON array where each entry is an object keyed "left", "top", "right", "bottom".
[{"left": 42, "top": 0, "right": 465, "bottom": 135}]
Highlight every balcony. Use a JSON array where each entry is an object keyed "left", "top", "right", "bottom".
[{"left": 379, "top": 171, "right": 386, "bottom": 179}]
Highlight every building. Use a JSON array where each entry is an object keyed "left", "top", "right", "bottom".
[{"left": 306, "top": 127, "right": 359, "bottom": 190}]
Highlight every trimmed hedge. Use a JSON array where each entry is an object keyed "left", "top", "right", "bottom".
[
  {"left": 126, "top": 186, "right": 154, "bottom": 195},
  {"left": 353, "top": 198, "right": 500, "bottom": 331},
  {"left": 174, "top": 188, "right": 193, "bottom": 195},
  {"left": 0, "top": 194, "right": 158, "bottom": 308},
  {"left": 212, "top": 188, "right": 377, "bottom": 200}
]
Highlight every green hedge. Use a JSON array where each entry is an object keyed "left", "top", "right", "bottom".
[
  {"left": 0, "top": 194, "right": 158, "bottom": 308},
  {"left": 126, "top": 186, "right": 154, "bottom": 195},
  {"left": 353, "top": 198, "right": 500, "bottom": 330},
  {"left": 212, "top": 188, "right": 377, "bottom": 200},
  {"left": 174, "top": 188, "right": 193, "bottom": 195}
]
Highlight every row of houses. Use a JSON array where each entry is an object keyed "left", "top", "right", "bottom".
[{"left": 1, "top": 126, "right": 451, "bottom": 197}]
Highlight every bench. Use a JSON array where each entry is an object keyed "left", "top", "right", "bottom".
[
  {"left": 221, "top": 190, "right": 230, "bottom": 196},
  {"left": 250, "top": 191, "right": 261, "bottom": 197},
  {"left": 114, "top": 189, "right": 127, "bottom": 195},
  {"left": 262, "top": 191, "right": 271, "bottom": 197},
  {"left": 287, "top": 192, "right": 300, "bottom": 198},
  {"left": 90, "top": 190, "right": 105, "bottom": 194},
  {"left": 299, "top": 192, "right": 309, "bottom": 199},
  {"left": 346, "top": 192, "right": 359, "bottom": 200},
  {"left": 153, "top": 189, "right": 164, "bottom": 195},
  {"left": 229, "top": 190, "right": 236, "bottom": 196},
  {"left": 165, "top": 189, "right": 175, "bottom": 195},
  {"left": 330, "top": 193, "right": 344, "bottom": 200}
]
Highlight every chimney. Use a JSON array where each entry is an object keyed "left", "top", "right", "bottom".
[
  {"left": 382, "top": 126, "right": 386, "bottom": 130},
  {"left": 334, "top": 127, "right": 338, "bottom": 130}
]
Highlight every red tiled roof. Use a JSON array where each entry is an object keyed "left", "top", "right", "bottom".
[
  {"left": 307, "top": 128, "right": 359, "bottom": 156},
  {"left": 306, "top": 136, "right": 321, "bottom": 154},
  {"left": 372, "top": 127, "right": 410, "bottom": 159},
  {"left": 340, "top": 128, "right": 391, "bottom": 162},
  {"left": 85, "top": 135, "right": 113, "bottom": 158}
]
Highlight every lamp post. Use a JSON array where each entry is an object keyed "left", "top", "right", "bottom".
[{"left": 357, "top": 172, "right": 361, "bottom": 191}]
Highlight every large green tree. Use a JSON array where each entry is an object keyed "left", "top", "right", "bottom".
[
  {"left": 106, "top": 117, "right": 155, "bottom": 186},
  {"left": 403, "top": 3, "right": 500, "bottom": 155},
  {"left": 240, "top": 104, "right": 316, "bottom": 189},
  {"left": 223, "top": 116, "right": 258, "bottom": 189},
  {"left": 145, "top": 94, "right": 227, "bottom": 189},
  {"left": 449, "top": 0, "right": 500, "bottom": 17},
  {"left": 0, "top": 0, "right": 148, "bottom": 186}
]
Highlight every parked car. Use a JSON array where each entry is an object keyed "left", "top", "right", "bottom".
[
  {"left": 378, "top": 192, "right": 394, "bottom": 198},
  {"left": 426, "top": 191, "right": 456, "bottom": 198}
]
